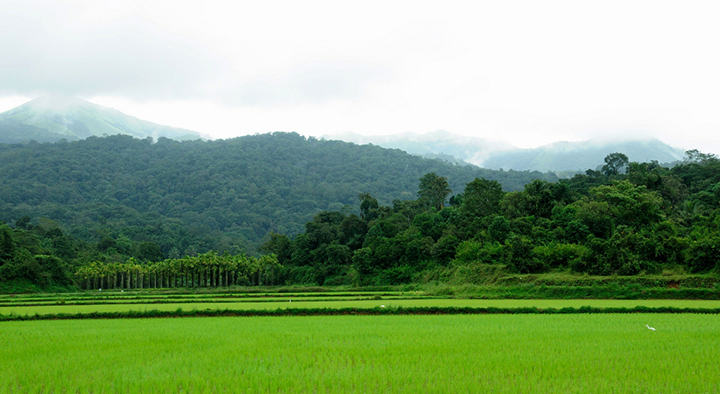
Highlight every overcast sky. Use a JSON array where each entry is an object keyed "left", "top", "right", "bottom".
[{"left": 2, "top": 0, "right": 720, "bottom": 152}]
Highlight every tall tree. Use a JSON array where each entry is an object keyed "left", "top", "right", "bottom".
[
  {"left": 0, "top": 225, "right": 15, "bottom": 265},
  {"left": 602, "top": 152, "right": 629, "bottom": 176},
  {"left": 460, "top": 178, "right": 504, "bottom": 220},
  {"left": 418, "top": 173, "right": 451, "bottom": 211},
  {"left": 358, "top": 193, "right": 380, "bottom": 221}
]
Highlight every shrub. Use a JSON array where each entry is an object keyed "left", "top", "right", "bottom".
[
  {"left": 454, "top": 240, "right": 485, "bottom": 264},
  {"left": 534, "top": 243, "right": 588, "bottom": 269},
  {"left": 686, "top": 236, "right": 720, "bottom": 273},
  {"left": 504, "top": 235, "right": 548, "bottom": 274}
]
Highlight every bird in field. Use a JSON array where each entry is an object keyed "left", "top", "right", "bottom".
[
  {"left": 646, "top": 325, "right": 656, "bottom": 331},
  {"left": 380, "top": 305, "right": 385, "bottom": 308}
]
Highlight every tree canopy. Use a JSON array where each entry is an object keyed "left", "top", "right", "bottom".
[
  {"left": 0, "top": 133, "right": 557, "bottom": 256},
  {"left": 263, "top": 151, "right": 720, "bottom": 285},
  {"left": 3, "top": 139, "right": 719, "bottom": 290}
]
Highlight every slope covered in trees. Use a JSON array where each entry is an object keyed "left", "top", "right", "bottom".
[
  {"left": 1, "top": 141, "right": 719, "bottom": 291},
  {"left": 263, "top": 151, "right": 720, "bottom": 286},
  {"left": 0, "top": 132, "right": 555, "bottom": 262}
]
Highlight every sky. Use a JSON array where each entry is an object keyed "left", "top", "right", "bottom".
[{"left": 1, "top": 0, "right": 720, "bottom": 152}]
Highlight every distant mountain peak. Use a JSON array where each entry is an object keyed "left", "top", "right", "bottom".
[
  {"left": 324, "top": 130, "right": 514, "bottom": 164},
  {"left": 0, "top": 96, "right": 209, "bottom": 143},
  {"left": 324, "top": 130, "right": 685, "bottom": 173},
  {"left": 23, "top": 94, "right": 95, "bottom": 109},
  {"left": 480, "top": 138, "right": 685, "bottom": 172}
]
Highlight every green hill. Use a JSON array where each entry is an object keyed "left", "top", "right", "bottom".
[
  {"left": 0, "top": 96, "right": 206, "bottom": 143},
  {"left": 0, "top": 133, "right": 557, "bottom": 255}
]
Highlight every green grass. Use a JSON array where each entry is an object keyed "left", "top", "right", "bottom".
[
  {"left": 3, "top": 298, "right": 720, "bottom": 317},
  {"left": 423, "top": 282, "right": 720, "bottom": 299},
  {"left": 2, "top": 314, "right": 719, "bottom": 393}
]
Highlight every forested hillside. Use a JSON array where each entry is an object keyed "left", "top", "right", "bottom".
[
  {"left": 2, "top": 138, "right": 719, "bottom": 290},
  {"left": 263, "top": 151, "right": 720, "bottom": 286},
  {"left": 0, "top": 132, "right": 555, "bottom": 259}
]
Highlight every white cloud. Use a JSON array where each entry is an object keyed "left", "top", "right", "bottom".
[
  {"left": 2, "top": 0, "right": 720, "bottom": 153},
  {"left": 0, "top": 1, "right": 222, "bottom": 99}
]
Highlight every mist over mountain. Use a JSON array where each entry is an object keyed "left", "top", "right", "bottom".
[
  {"left": 325, "top": 131, "right": 513, "bottom": 166},
  {"left": 326, "top": 131, "right": 685, "bottom": 173},
  {"left": 0, "top": 96, "right": 208, "bottom": 143},
  {"left": 481, "top": 138, "right": 685, "bottom": 172}
]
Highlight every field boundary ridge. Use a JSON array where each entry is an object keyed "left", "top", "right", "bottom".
[{"left": 2, "top": 305, "right": 720, "bottom": 321}]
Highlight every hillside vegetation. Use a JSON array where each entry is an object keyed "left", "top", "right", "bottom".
[
  {"left": 263, "top": 151, "right": 720, "bottom": 286},
  {"left": 0, "top": 133, "right": 556, "bottom": 290},
  {"left": 2, "top": 133, "right": 718, "bottom": 292}
]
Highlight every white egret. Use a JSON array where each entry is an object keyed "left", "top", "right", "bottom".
[
  {"left": 646, "top": 325, "right": 656, "bottom": 331},
  {"left": 380, "top": 305, "right": 385, "bottom": 308}
]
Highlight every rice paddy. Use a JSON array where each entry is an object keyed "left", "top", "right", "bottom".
[
  {"left": 2, "top": 289, "right": 719, "bottom": 392},
  {"left": 2, "top": 290, "right": 720, "bottom": 317},
  {"left": 2, "top": 313, "right": 719, "bottom": 393}
]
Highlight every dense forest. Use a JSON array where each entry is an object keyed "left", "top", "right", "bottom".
[
  {"left": 261, "top": 151, "right": 720, "bottom": 285},
  {"left": 0, "top": 132, "right": 554, "bottom": 256},
  {"left": 2, "top": 132, "right": 719, "bottom": 290}
]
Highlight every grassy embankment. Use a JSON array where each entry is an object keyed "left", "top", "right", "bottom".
[
  {"left": 4, "top": 267, "right": 719, "bottom": 296},
  {"left": 421, "top": 267, "right": 720, "bottom": 299}
]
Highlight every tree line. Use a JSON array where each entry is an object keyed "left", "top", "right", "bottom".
[
  {"left": 2, "top": 135, "right": 719, "bottom": 290},
  {"left": 74, "top": 253, "right": 280, "bottom": 290},
  {"left": 261, "top": 151, "right": 720, "bottom": 285},
  {"left": 0, "top": 132, "right": 556, "bottom": 259},
  {"left": 0, "top": 221, "right": 279, "bottom": 290}
]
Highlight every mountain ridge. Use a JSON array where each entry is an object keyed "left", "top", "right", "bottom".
[
  {"left": 1, "top": 97, "right": 688, "bottom": 173},
  {"left": 324, "top": 131, "right": 513, "bottom": 165},
  {"left": 325, "top": 131, "right": 685, "bottom": 172},
  {"left": 482, "top": 138, "right": 685, "bottom": 172},
  {"left": 0, "top": 95, "right": 208, "bottom": 143}
]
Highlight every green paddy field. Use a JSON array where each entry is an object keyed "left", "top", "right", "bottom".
[
  {"left": 2, "top": 314, "right": 719, "bottom": 393},
  {"left": 3, "top": 297, "right": 720, "bottom": 316},
  {"left": 2, "top": 290, "right": 720, "bottom": 317},
  {"left": 2, "top": 289, "right": 719, "bottom": 393}
]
